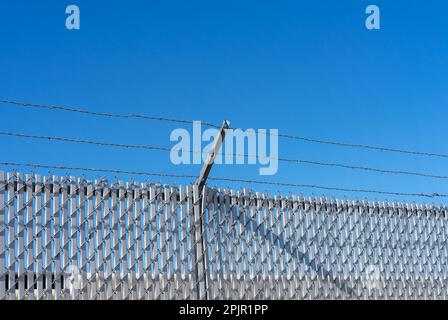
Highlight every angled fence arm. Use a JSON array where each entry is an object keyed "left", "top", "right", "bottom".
[
  {"left": 195, "top": 120, "right": 230, "bottom": 191},
  {"left": 194, "top": 120, "right": 230, "bottom": 299}
]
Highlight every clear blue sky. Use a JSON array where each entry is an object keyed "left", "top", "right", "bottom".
[{"left": 0, "top": 0, "right": 447, "bottom": 204}]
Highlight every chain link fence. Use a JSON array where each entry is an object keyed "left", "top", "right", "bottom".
[{"left": 0, "top": 171, "right": 447, "bottom": 300}]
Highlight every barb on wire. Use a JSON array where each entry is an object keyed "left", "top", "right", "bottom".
[
  {"left": 276, "top": 157, "right": 448, "bottom": 180},
  {"left": 1, "top": 161, "right": 447, "bottom": 198},
  {"left": 206, "top": 176, "right": 448, "bottom": 198},
  {"left": 1, "top": 130, "right": 448, "bottom": 180},
  {"left": 0, "top": 100, "right": 220, "bottom": 128},
  {"left": 0, "top": 162, "right": 197, "bottom": 180},
  {"left": 0, "top": 131, "right": 172, "bottom": 152},
  {"left": 239, "top": 128, "right": 448, "bottom": 159},
  {"left": 2, "top": 99, "right": 447, "bottom": 159}
]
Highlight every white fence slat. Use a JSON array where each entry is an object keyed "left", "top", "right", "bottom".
[
  {"left": 171, "top": 186, "right": 181, "bottom": 299},
  {"left": 235, "top": 190, "right": 244, "bottom": 298},
  {"left": 164, "top": 185, "right": 174, "bottom": 299},
  {"left": 178, "top": 185, "right": 187, "bottom": 299},
  {"left": 166, "top": 186, "right": 174, "bottom": 299},
  {"left": 125, "top": 182, "right": 134, "bottom": 299},
  {"left": 43, "top": 176, "right": 52, "bottom": 299},
  {"left": 211, "top": 189, "right": 221, "bottom": 299},
  {"left": 265, "top": 195, "right": 275, "bottom": 299},
  {"left": 149, "top": 184, "right": 159, "bottom": 299},
  {"left": 244, "top": 189, "right": 256, "bottom": 299},
  {"left": 76, "top": 178, "right": 86, "bottom": 299},
  {"left": 53, "top": 176, "right": 62, "bottom": 300},
  {"left": 159, "top": 186, "right": 168, "bottom": 299},
  {"left": 118, "top": 181, "right": 127, "bottom": 299},
  {"left": 205, "top": 188, "right": 215, "bottom": 299},
  {"left": 253, "top": 192, "right": 263, "bottom": 299},
  {"left": 130, "top": 184, "right": 138, "bottom": 299},
  {"left": 0, "top": 171, "right": 5, "bottom": 300},
  {"left": 103, "top": 182, "right": 113, "bottom": 300},
  {"left": 86, "top": 181, "right": 96, "bottom": 300},
  {"left": 34, "top": 175, "right": 44, "bottom": 299},
  {"left": 60, "top": 176, "right": 70, "bottom": 299},
  {"left": 141, "top": 183, "right": 150, "bottom": 299},
  {"left": 16, "top": 173, "right": 25, "bottom": 299},
  {"left": 6, "top": 173, "right": 15, "bottom": 299},
  {"left": 69, "top": 176, "right": 78, "bottom": 300},
  {"left": 229, "top": 189, "right": 238, "bottom": 297},
  {"left": 128, "top": 183, "right": 137, "bottom": 300},
  {"left": 221, "top": 189, "right": 231, "bottom": 299},
  {"left": 94, "top": 180, "right": 104, "bottom": 300},
  {"left": 110, "top": 182, "right": 119, "bottom": 300},
  {"left": 134, "top": 183, "right": 144, "bottom": 300},
  {"left": 186, "top": 185, "right": 196, "bottom": 299}
]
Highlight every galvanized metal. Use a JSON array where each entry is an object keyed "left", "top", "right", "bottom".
[{"left": 0, "top": 171, "right": 448, "bottom": 300}]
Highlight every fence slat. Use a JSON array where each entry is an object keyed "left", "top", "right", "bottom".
[
  {"left": 178, "top": 185, "right": 187, "bottom": 299},
  {"left": 141, "top": 183, "right": 150, "bottom": 299},
  {"left": 149, "top": 184, "right": 158, "bottom": 299},
  {"left": 34, "top": 175, "right": 44, "bottom": 299},
  {"left": 16, "top": 173, "right": 25, "bottom": 299},
  {"left": 118, "top": 181, "right": 127, "bottom": 299},
  {"left": 0, "top": 172, "right": 5, "bottom": 300},
  {"left": 53, "top": 176, "right": 61, "bottom": 300},
  {"left": 61, "top": 176, "right": 69, "bottom": 299},
  {"left": 78, "top": 178, "right": 87, "bottom": 300},
  {"left": 69, "top": 176, "right": 78, "bottom": 300},
  {"left": 43, "top": 176, "right": 52, "bottom": 299},
  {"left": 103, "top": 182, "right": 113, "bottom": 300},
  {"left": 6, "top": 173, "right": 15, "bottom": 299},
  {"left": 86, "top": 181, "right": 96, "bottom": 300},
  {"left": 128, "top": 182, "right": 137, "bottom": 300},
  {"left": 139, "top": 183, "right": 148, "bottom": 300},
  {"left": 1, "top": 169, "right": 448, "bottom": 300},
  {"left": 110, "top": 182, "right": 119, "bottom": 300},
  {"left": 95, "top": 180, "right": 104, "bottom": 300}
]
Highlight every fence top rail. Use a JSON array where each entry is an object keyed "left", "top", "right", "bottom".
[{"left": 0, "top": 170, "right": 447, "bottom": 213}]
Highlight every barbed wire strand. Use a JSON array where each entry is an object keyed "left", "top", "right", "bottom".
[
  {"left": 1, "top": 100, "right": 447, "bottom": 159},
  {"left": 1, "top": 130, "right": 448, "bottom": 180},
  {"left": 0, "top": 161, "right": 197, "bottom": 180},
  {"left": 0, "top": 131, "right": 173, "bottom": 152},
  {"left": 0, "top": 100, "right": 220, "bottom": 128},
  {"left": 268, "top": 131, "right": 448, "bottom": 159},
  {"left": 0, "top": 161, "right": 446, "bottom": 198}
]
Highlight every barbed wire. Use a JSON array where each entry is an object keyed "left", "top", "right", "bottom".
[
  {"left": 267, "top": 131, "right": 448, "bottom": 159},
  {"left": 1, "top": 130, "right": 448, "bottom": 180},
  {"left": 2, "top": 99, "right": 447, "bottom": 159},
  {"left": 0, "top": 131, "right": 173, "bottom": 152},
  {"left": 0, "top": 161, "right": 197, "bottom": 180},
  {"left": 277, "top": 157, "right": 448, "bottom": 180},
  {"left": 1, "top": 162, "right": 447, "bottom": 198},
  {"left": 0, "top": 100, "right": 220, "bottom": 128}
]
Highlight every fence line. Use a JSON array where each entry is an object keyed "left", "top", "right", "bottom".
[
  {"left": 0, "top": 100, "right": 220, "bottom": 128},
  {"left": 1, "top": 170, "right": 448, "bottom": 300},
  {"left": 3, "top": 130, "right": 448, "bottom": 181},
  {"left": 2, "top": 161, "right": 448, "bottom": 198},
  {"left": 2, "top": 99, "right": 448, "bottom": 159}
]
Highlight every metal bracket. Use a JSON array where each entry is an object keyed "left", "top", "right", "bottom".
[{"left": 195, "top": 119, "right": 230, "bottom": 191}]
